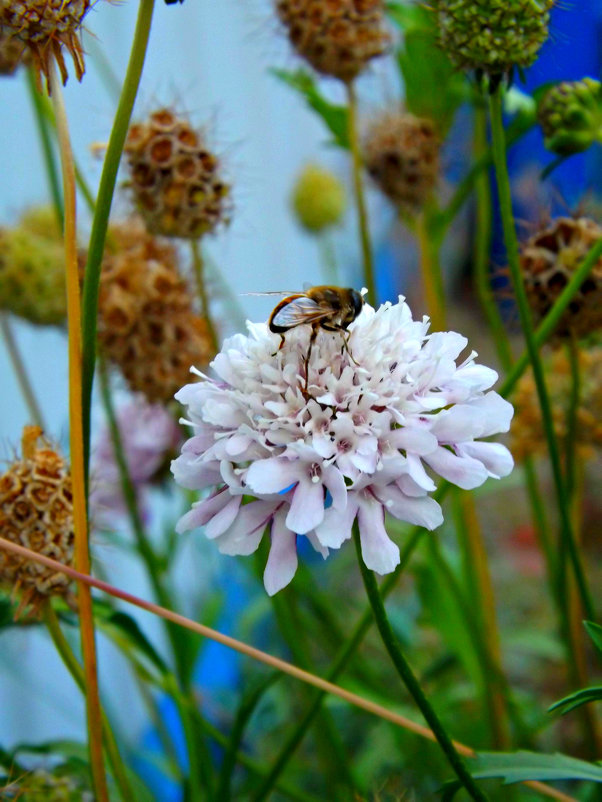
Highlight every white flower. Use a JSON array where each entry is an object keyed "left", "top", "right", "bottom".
[{"left": 172, "top": 297, "right": 514, "bottom": 594}]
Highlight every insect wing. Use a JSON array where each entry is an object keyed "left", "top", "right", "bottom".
[{"left": 271, "top": 296, "right": 330, "bottom": 328}]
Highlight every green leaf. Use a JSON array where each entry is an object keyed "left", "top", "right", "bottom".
[
  {"left": 584, "top": 621, "right": 602, "bottom": 655},
  {"left": 549, "top": 686, "right": 602, "bottom": 716},
  {"left": 270, "top": 68, "right": 349, "bottom": 148},
  {"left": 469, "top": 750, "right": 602, "bottom": 784}
]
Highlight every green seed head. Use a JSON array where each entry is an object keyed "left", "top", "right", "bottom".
[
  {"left": 292, "top": 164, "right": 346, "bottom": 232},
  {"left": 537, "top": 78, "right": 602, "bottom": 156},
  {"left": 433, "top": 0, "right": 554, "bottom": 77}
]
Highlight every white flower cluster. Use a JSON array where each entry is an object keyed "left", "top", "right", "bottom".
[{"left": 172, "top": 298, "right": 513, "bottom": 594}]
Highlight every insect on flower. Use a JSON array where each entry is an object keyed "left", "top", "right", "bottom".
[{"left": 265, "top": 285, "right": 364, "bottom": 392}]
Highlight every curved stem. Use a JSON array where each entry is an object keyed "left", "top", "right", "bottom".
[
  {"left": 0, "top": 314, "right": 45, "bottom": 429},
  {"left": 81, "top": 0, "right": 155, "bottom": 477},
  {"left": 49, "top": 62, "right": 108, "bottom": 802},
  {"left": 346, "top": 81, "right": 375, "bottom": 305},
  {"left": 191, "top": 239, "right": 219, "bottom": 352},
  {"left": 488, "top": 86, "right": 594, "bottom": 622}
]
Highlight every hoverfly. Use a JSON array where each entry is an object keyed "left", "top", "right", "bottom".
[{"left": 265, "top": 286, "right": 364, "bottom": 392}]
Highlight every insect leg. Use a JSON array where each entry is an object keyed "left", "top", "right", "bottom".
[{"left": 303, "top": 325, "right": 319, "bottom": 392}]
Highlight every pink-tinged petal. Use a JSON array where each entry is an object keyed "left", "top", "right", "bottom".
[
  {"left": 322, "top": 465, "right": 347, "bottom": 511},
  {"left": 205, "top": 496, "right": 242, "bottom": 539},
  {"left": 171, "top": 453, "right": 221, "bottom": 490},
  {"left": 286, "top": 478, "right": 325, "bottom": 534},
  {"left": 216, "top": 500, "right": 277, "bottom": 555},
  {"left": 357, "top": 497, "right": 400, "bottom": 575},
  {"left": 424, "top": 446, "right": 487, "bottom": 490},
  {"left": 429, "top": 406, "right": 481, "bottom": 442},
  {"left": 246, "top": 458, "right": 301, "bottom": 494},
  {"left": 181, "top": 430, "right": 215, "bottom": 454},
  {"left": 473, "top": 392, "right": 514, "bottom": 436},
  {"left": 264, "top": 513, "right": 298, "bottom": 596},
  {"left": 407, "top": 454, "right": 437, "bottom": 492},
  {"left": 315, "top": 498, "right": 358, "bottom": 548},
  {"left": 459, "top": 442, "right": 514, "bottom": 478},
  {"left": 377, "top": 485, "right": 443, "bottom": 530},
  {"left": 225, "top": 434, "right": 252, "bottom": 456},
  {"left": 176, "top": 489, "right": 230, "bottom": 533},
  {"left": 397, "top": 473, "right": 429, "bottom": 498},
  {"left": 389, "top": 427, "right": 438, "bottom": 456},
  {"left": 304, "top": 531, "right": 329, "bottom": 558}
]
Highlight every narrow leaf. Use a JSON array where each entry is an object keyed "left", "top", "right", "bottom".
[
  {"left": 584, "top": 621, "right": 602, "bottom": 655},
  {"left": 469, "top": 750, "right": 602, "bottom": 784},
  {"left": 549, "top": 687, "right": 602, "bottom": 716}
]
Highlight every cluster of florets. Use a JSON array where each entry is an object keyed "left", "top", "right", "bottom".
[
  {"left": 537, "top": 78, "right": 602, "bottom": 156},
  {"left": 0, "top": 24, "right": 30, "bottom": 75},
  {"left": 0, "top": 207, "right": 66, "bottom": 327},
  {"left": 432, "top": 0, "right": 554, "bottom": 78},
  {"left": 0, "top": 426, "right": 74, "bottom": 617},
  {"left": 291, "top": 163, "right": 346, "bottom": 232},
  {"left": 173, "top": 298, "right": 513, "bottom": 595},
  {"left": 97, "top": 220, "right": 214, "bottom": 403},
  {"left": 512, "top": 346, "right": 602, "bottom": 462},
  {"left": 124, "top": 109, "right": 231, "bottom": 240},
  {"left": 520, "top": 216, "right": 602, "bottom": 343},
  {"left": 275, "top": 0, "right": 390, "bottom": 83},
  {"left": 0, "top": 0, "right": 91, "bottom": 85},
  {"left": 363, "top": 112, "right": 439, "bottom": 213}
]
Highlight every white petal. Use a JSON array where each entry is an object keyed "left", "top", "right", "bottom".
[
  {"left": 264, "top": 514, "right": 298, "bottom": 596},
  {"left": 407, "top": 454, "right": 437, "bottom": 492},
  {"left": 246, "top": 458, "right": 301, "bottom": 494},
  {"left": 378, "top": 485, "right": 443, "bottom": 530},
  {"left": 286, "top": 478, "right": 325, "bottom": 534},
  {"left": 473, "top": 392, "right": 514, "bottom": 436},
  {"left": 216, "top": 500, "right": 276, "bottom": 555},
  {"left": 357, "top": 497, "right": 400, "bottom": 575},
  {"left": 322, "top": 465, "right": 348, "bottom": 511},
  {"left": 430, "top": 406, "right": 482, "bottom": 442},
  {"left": 460, "top": 441, "right": 514, "bottom": 478},
  {"left": 390, "top": 427, "right": 438, "bottom": 456},
  {"left": 176, "top": 489, "right": 230, "bottom": 534},
  {"left": 205, "top": 496, "right": 242, "bottom": 539},
  {"left": 424, "top": 446, "right": 488, "bottom": 490},
  {"left": 315, "top": 498, "right": 358, "bottom": 548}
]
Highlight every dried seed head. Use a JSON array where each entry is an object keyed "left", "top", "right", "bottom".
[
  {"left": 292, "top": 163, "right": 346, "bottom": 232},
  {"left": 520, "top": 217, "right": 602, "bottom": 343},
  {"left": 0, "top": 426, "right": 75, "bottom": 618},
  {"left": 0, "top": 25, "right": 30, "bottom": 75},
  {"left": 0, "top": 0, "right": 92, "bottom": 87},
  {"left": 0, "top": 207, "right": 66, "bottom": 327},
  {"left": 511, "top": 347, "right": 602, "bottom": 462},
  {"left": 1, "top": 769, "right": 92, "bottom": 801},
  {"left": 98, "top": 220, "right": 215, "bottom": 403},
  {"left": 537, "top": 78, "right": 602, "bottom": 156},
  {"left": 275, "top": 0, "right": 390, "bottom": 83},
  {"left": 363, "top": 112, "right": 439, "bottom": 212},
  {"left": 432, "top": 0, "right": 554, "bottom": 78},
  {"left": 124, "top": 109, "right": 231, "bottom": 240}
]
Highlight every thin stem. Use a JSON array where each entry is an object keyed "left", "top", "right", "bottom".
[
  {"left": 353, "top": 526, "right": 488, "bottom": 801},
  {"left": 488, "top": 86, "right": 594, "bottom": 622},
  {"left": 416, "top": 211, "right": 446, "bottom": 330},
  {"left": 81, "top": 0, "right": 155, "bottom": 477},
  {"left": 0, "top": 535, "right": 577, "bottom": 802},
  {"left": 0, "top": 314, "right": 45, "bottom": 429},
  {"left": 346, "top": 81, "right": 375, "bottom": 305},
  {"left": 191, "top": 239, "right": 219, "bottom": 353},
  {"left": 318, "top": 230, "right": 339, "bottom": 284},
  {"left": 44, "top": 605, "right": 134, "bottom": 801},
  {"left": 565, "top": 334, "right": 580, "bottom": 499},
  {"left": 26, "top": 66, "right": 64, "bottom": 231},
  {"left": 49, "top": 62, "right": 108, "bottom": 802}
]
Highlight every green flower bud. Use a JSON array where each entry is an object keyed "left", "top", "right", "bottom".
[
  {"left": 537, "top": 78, "right": 602, "bottom": 156},
  {"left": 291, "top": 164, "right": 346, "bottom": 232},
  {"left": 433, "top": 0, "right": 554, "bottom": 77}
]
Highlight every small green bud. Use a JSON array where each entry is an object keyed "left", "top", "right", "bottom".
[
  {"left": 291, "top": 164, "right": 346, "bottom": 233},
  {"left": 537, "top": 78, "right": 602, "bottom": 156}
]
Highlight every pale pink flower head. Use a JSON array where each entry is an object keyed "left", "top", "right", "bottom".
[{"left": 172, "top": 298, "right": 514, "bottom": 595}]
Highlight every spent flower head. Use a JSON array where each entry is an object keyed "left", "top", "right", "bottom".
[{"left": 172, "top": 297, "right": 513, "bottom": 595}]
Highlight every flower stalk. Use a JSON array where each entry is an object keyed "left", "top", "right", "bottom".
[
  {"left": 0, "top": 313, "right": 45, "bottom": 429},
  {"left": 191, "top": 238, "right": 219, "bottom": 353}
]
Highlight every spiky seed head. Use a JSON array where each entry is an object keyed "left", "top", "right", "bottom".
[
  {"left": 0, "top": 207, "right": 67, "bottom": 327},
  {"left": 0, "top": 25, "right": 30, "bottom": 75},
  {"left": 432, "top": 0, "right": 554, "bottom": 78},
  {"left": 520, "top": 216, "right": 602, "bottom": 343},
  {"left": 292, "top": 163, "right": 346, "bottom": 232},
  {"left": 363, "top": 111, "right": 439, "bottom": 212},
  {"left": 124, "top": 109, "right": 231, "bottom": 240},
  {"left": 97, "top": 220, "right": 215, "bottom": 403},
  {"left": 537, "top": 78, "right": 602, "bottom": 156},
  {"left": 0, "top": 0, "right": 91, "bottom": 87},
  {"left": 275, "top": 0, "right": 390, "bottom": 83},
  {"left": 0, "top": 426, "right": 75, "bottom": 618}
]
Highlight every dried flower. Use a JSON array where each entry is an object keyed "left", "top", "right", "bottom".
[
  {"left": 90, "top": 397, "right": 182, "bottom": 526},
  {"left": 275, "top": 0, "right": 390, "bottom": 83},
  {"left": 172, "top": 298, "right": 513, "bottom": 595},
  {"left": 511, "top": 347, "right": 602, "bottom": 462},
  {"left": 0, "top": 25, "right": 30, "bottom": 75},
  {"left": 363, "top": 112, "right": 439, "bottom": 213},
  {"left": 537, "top": 78, "right": 602, "bottom": 156},
  {"left": 97, "top": 220, "right": 215, "bottom": 403},
  {"left": 0, "top": 0, "right": 92, "bottom": 87},
  {"left": 520, "top": 216, "right": 602, "bottom": 343},
  {"left": 0, "top": 426, "right": 74, "bottom": 617},
  {"left": 0, "top": 207, "right": 66, "bottom": 326},
  {"left": 292, "top": 163, "right": 346, "bottom": 232},
  {"left": 124, "top": 109, "right": 231, "bottom": 240},
  {"left": 432, "top": 0, "right": 554, "bottom": 78}
]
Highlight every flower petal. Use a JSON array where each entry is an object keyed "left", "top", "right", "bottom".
[
  {"left": 424, "top": 446, "right": 488, "bottom": 490},
  {"left": 315, "top": 497, "right": 358, "bottom": 548},
  {"left": 357, "top": 496, "right": 400, "bottom": 575},
  {"left": 264, "top": 513, "right": 298, "bottom": 595},
  {"left": 286, "top": 478, "right": 325, "bottom": 534},
  {"left": 459, "top": 441, "right": 514, "bottom": 478},
  {"left": 216, "top": 500, "right": 277, "bottom": 555},
  {"left": 246, "top": 458, "right": 301, "bottom": 494}
]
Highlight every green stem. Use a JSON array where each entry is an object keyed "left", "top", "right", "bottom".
[
  {"left": 488, "top": 86, "right": 594, "bottom": 621},
  {"left": 191, "top": 239, "right": 219, "bottom": 353},
  {"left": 0, "top": 314, "right": 45, "bottom": 429},
  {"left": 417, "top": 211, "right": 446, "bottom": 330},
  {"left": 346, "top": 81, "right": 376, "bottom": 306},
  {"left": 353, "top": 526, "right": 488, "bottom": 801},
  {"left": 318, "top": 230, "right": 339, "bottom": 284},
  {"left": 81, "top": 0, "right": 155, "bottom": 478},
  {"left": 165, "top": 679, "right": 209, "bottom": 802},
  {"left": 26, "top": 67, "right": 64, "bottom": 231},
  {"left": 565, "top": 334, "right": 580, "bottom": 500},
  {"left": 44, "top": 605, "right": 134, "bottom": 801}
]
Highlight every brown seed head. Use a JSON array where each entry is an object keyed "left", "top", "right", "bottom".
[
  {"left": 520, "top": 216, "right": 602, "bottom": 343},
  {"left": 0, "top": 25, "right": 31, "bottom": 75},
  {"left": 0, "top": 426, "right": 74, "bottom": 618},
  {"left": 124, "top": 109, "right": 231, "bottom": 240},
  {"left": 98, "top": 220, "right": 215, "bottom": 402},
  {"left": 275, "top": 0, "right": 390, "bottom": 83},
  {"left": 363, "top": 112, "right": 440, "bottom": 212}
]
